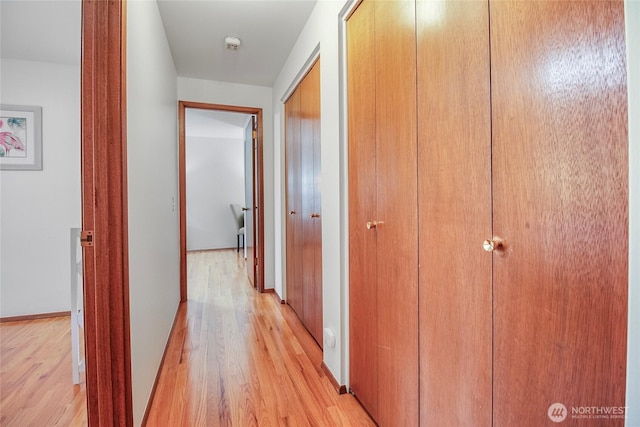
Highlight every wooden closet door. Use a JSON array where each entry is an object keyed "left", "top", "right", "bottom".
[
  {"left": 490, "top": 1, "right": 628, "bottom": 425},
  {"left": 285, "top": 88, "right": 303, "bottom": 318},
  {"left": 347, "top": 0, "right": 378, "bottom": 419},
  {"left": 374, "top": 0, "right": 419, "bottom": 425},
  {"left": 416, "top": 1, "right": 492, "bottom": 425},
  {"left": 348, "top": 0, "right": 419, "bottom": 423},
  {"left": 300, "top": 60, "right": 323, "bottom": 346},
  {"left": 309, "top": 60, "right": 322, "bottom": 347}
]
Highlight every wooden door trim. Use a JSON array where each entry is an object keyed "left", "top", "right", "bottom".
[
  {"left": 81, "top": 0, "right": 133, "bottom": 425},
  {"left": 178, "top": 101, "right": 265, "bottom": 300}
]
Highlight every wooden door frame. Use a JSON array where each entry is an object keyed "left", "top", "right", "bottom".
[
  {"left": 178, "top": 101, "right": 265, "bottom": 301},
  {"left": 81, "top": 0, "right": 133, "bottom": 425}
]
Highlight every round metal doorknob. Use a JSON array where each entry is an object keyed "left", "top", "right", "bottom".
[
  {"left": 288, "top": 210, "right": 297, "bottom": 215},
  {"left": 483, "top": 238, "right": 504, "bottom": 252},
  {"left": 310, "top": 213, "right": 320, "bottom": 218},
  {"left": 242, "top": 207, "right": 250, "bottom": 211},
  {"left": 482, "top": 239, "right": 495, "bottom": 252}
]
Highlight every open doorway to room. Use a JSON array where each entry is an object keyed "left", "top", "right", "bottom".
[
  {"left": 178, "top": 101, "right": 265, "bottom": 300},
  {"left": 0, "top": 0, "right": 89, "bottom": 424}
]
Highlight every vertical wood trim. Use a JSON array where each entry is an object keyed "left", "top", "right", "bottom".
[
  {"left": 178, "top": 101, "right": 266, "bottom": 299},
  {"left": 256, "top": 109, "right": 265, "bottom": 293},
  {"left": 81, "top": 0, "right": 133, "bottom": 425},
  {"left": 120, "top": 4, "right": 133, "bottom": 418},
  {"left": 178, "top": 102, "right": 187, "bottom": 302}
]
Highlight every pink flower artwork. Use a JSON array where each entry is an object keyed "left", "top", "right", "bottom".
[{"left": 0, "top": 117, "right": 27, "bottom": 158}]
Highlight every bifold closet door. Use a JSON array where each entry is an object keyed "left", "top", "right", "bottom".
[
  {"left": 300, "top": 60, "right": 323, "bottom": 346},
  {"left": 348, "top": 0, "right": 378, "bottom": 419},
  {"left": 490, "top": 2, "right": 628, "bottom": 425},
  {"left": 373, "top": 3, "right": 419, "bottom": 423},
  {"left": 417, "top": 0, "right": 628, "bottom": 425},
  {"left": 285, "top": 88, "right": 303, "bottom": 317},
  {"left": 417, "top": 0, "right": 492, "bottom": 425},
  {"left": 348, "top": 0, "right": 419, "bottom": 425},
  {"left": 286, "top": 61, "right": 323, "bottom": 346}
]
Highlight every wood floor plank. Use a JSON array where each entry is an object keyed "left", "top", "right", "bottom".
[
  {"left": 146, "top": 249, "right": 374, "bottom": 426},
  {"left": 0, "top": 316, "right": 87, "bottom": 426}
]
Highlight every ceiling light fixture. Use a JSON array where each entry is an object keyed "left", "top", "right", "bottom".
[{"left": 225, "top": 36, "right": 241, "bottom": 51}]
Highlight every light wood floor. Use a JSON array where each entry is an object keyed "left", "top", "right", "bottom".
[
  {"left": 0, "top": 316, "right": 87, "bottom": 426},
  {"left": 0, "top": 250, "right": 372, "bottom": 426},
  {"left": 145, "top": 249, "right": 374, "bottom": 426}
]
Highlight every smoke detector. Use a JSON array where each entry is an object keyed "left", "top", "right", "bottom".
[{"left": 225, "top": 36, "right": 241, "bottom": 51}]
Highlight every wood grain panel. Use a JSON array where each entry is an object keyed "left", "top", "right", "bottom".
[
  {"left": 374, "top": 0, "right": 419, "bottom": 425},
  {"left": 179, "top": 103, "right": 188, "bottom": 302},
  {"left": 252, "top": 115, "right": 263, "bottom": 290},
  {"left": 300, "top": 60, "right": 323, "bottom": 346},
  {"left": 285, "top": 89, "right": 304, "bottom": 320},
  {"left": 245, "top": 117, "right": 256, "bottom": 287},
  {"left": 311, "top": 60, "right": 323, "bottom": 349},
  {"left": 490, "top": 1, "right": 628, "bottom": 425},
  {"left": 285, "top": 60, "right": 322, "bottom": 346},
  {"left": 416, "top": 1, "right": 493, "bottom": 425},
  {"left": 347, "top": 0, "right": 379, "bottom": 420},
  {"left": 300, "top": 65, "right": 315, "bottom": 340},
  {"left": 81, "top": 1, "right": 133, "bottom": 424}
]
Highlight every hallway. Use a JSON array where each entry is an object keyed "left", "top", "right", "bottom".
[{"left": 145, "top": 250, "right": 373, "bottom": 426}]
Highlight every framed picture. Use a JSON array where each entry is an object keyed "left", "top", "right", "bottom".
[{"left": 0, "top": 104, "right": 43, "bottom": 170}]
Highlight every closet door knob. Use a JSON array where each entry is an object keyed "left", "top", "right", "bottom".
[
  {"left": 482, "top": 238, "right": 504, "bottom": 252},
  {"left": 289, "top": 210, "right": 297, "bottom": 215},
  {"left": 367, "top": 221, "right": 384, "bottom": 230},
  {"left": 310, "top": 213, "right": 320, "bottom": 218}
]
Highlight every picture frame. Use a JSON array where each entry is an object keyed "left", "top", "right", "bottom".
[{"left": 0, "top": 104, "right": 43, "bottom": 170}]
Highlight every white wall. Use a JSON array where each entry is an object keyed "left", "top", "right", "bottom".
[
  {"left": 186, "top": 135, "right": 245, "bottom": 251},
  {"left": 178, "top": 77, "right": 275, "bottom": 289},
  {"left": 625, "top": 1, "right": 639, "bottom": 425},
  {"left": 127, "top": 1, "right": 180, "bottom": 425},
  {"left": 0, "top": 58, "right": 80, "bottom": 318},
  {"left": 272, "top": 0, "right": 349, "bottom": 384}
]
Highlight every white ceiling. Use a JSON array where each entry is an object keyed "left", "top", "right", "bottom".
[
  {"left": 157, "top": 0, "right": 317, "bottom": 87},
  {"left": 1, "top": 0, "right": 316, "bottom": 134},
  {"left": 1, "top": 0, "right": 317, "bottom": 88}
]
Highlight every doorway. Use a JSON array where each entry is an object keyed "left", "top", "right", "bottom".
[{"left": 178, "top": 101, "right": 265, "bottom": 299}]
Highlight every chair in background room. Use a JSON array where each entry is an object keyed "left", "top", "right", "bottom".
[{"left": 230, "top": 203, "right": 245, "bottom": 253}]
